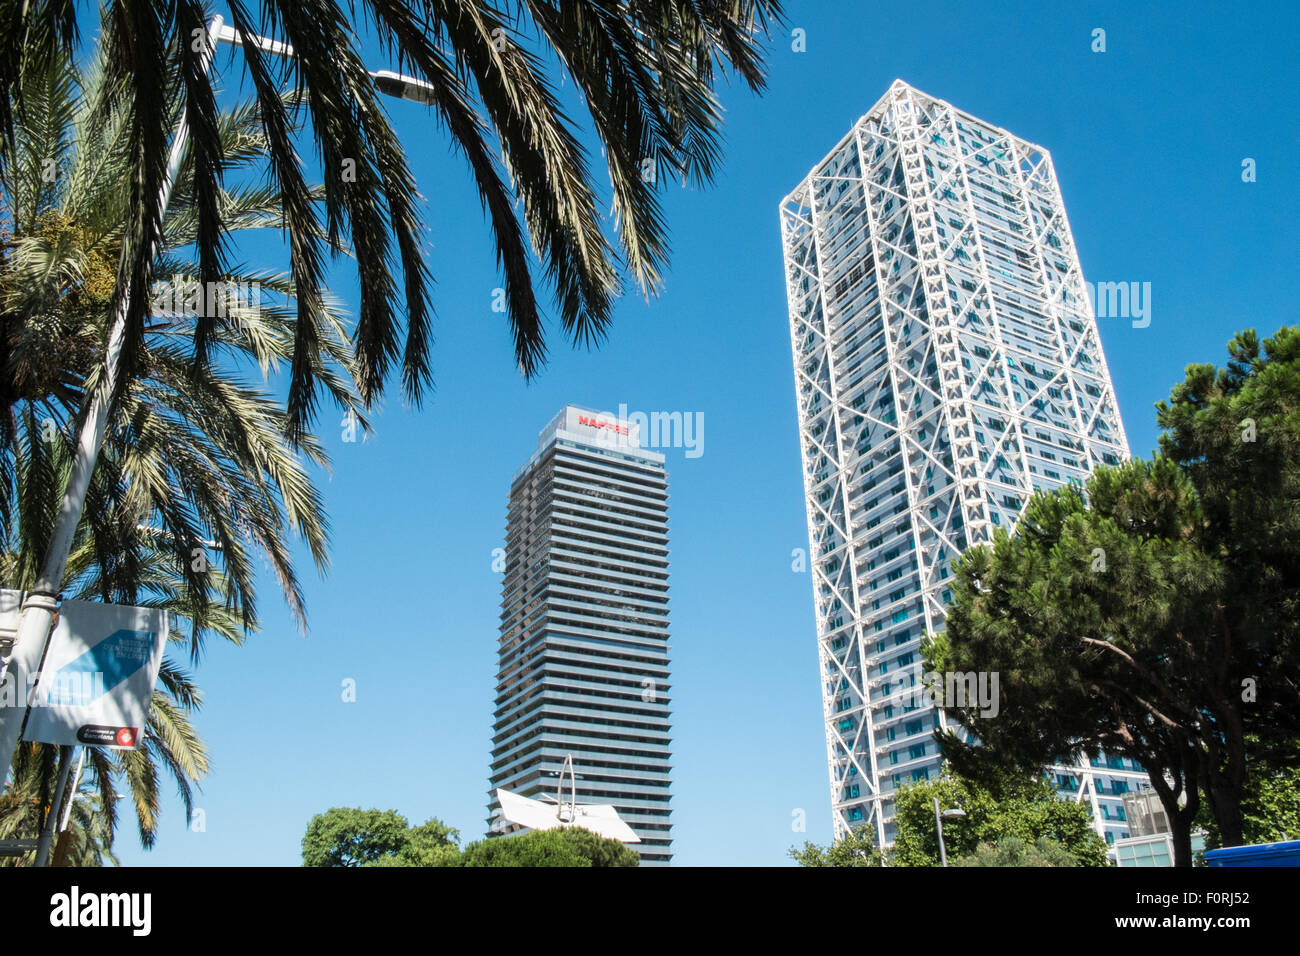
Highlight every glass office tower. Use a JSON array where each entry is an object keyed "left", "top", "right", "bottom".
[
  {"left": 780, "top": 81, "right": 1147, "bottom": 847},
  {"left": 487, "top": 406, "right": 673, "bottom": 864}
]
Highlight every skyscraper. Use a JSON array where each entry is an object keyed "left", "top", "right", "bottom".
[
  {"left": 487, "top": 406, "right": 673, "bottom": 864},
  {"left": 780, "top": 81, "right": 1147, "bottom": 848}
]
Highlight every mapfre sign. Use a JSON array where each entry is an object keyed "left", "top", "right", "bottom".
[
  {"left": 563, "top": 407, "right": 639, "bottom": 447},
  {"left": 576, "top": 414, "right": 629, "bottom": 436}
]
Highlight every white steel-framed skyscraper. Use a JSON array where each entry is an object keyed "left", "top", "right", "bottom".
[
  {"left": 780, "top": 80, "right": 1147, "bottom": 848},
  {"left": 487, "top": 406, "right": 673, "bottom": 864}
]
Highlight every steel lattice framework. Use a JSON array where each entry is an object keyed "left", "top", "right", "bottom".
[{"left": 780, "top": 80, "right": 1146, "bottom": 847}]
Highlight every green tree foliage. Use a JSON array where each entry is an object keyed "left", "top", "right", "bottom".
[
  {"left": 302, "top": 811, "right": 635, "bottom": 867},
  {"left": 1197, "top": 750, "right": 1300, "bottom": 850},
  {"left": 0, "top": 744, "right": 117, "bottom": 866},
  {"left": 301, "top": 808, "right": 419, "bottom": 867},
  {"left": 541, "top": 826, "right": 641, "bottom": 867},
  {"left": 458, "top": 829, "right": 590, "bottom": 868},
  {"left": 929, "top": 458, "right": 1212, "bottom": 865},
  {"left": 1, "top": 38, "right": 365, "bottom": 639},
  {"left": 889, "top": 774, "right": 1109, "bottom": 868},
  {"left": 931, "top": 327, "right": 1300, "bottom": 864},
  {"left": 1156, "top": 327, "right": 1300, "bottom": 841},
  {"left": 788, "top": 826, "right": 884, "bottom": 867},
  {"left": 365, "top": 817, "right": 462, "bottom": 868},
  {"left": 952, "top": 836, "right": 1083, "bottom": 868},
  {"left": 1239, "top": 765, "right": 1300, "bottom": 845},
  {"left": 457, "top": 827, "right": 638, "bottom": 868},
  {"left": 1, "top": 38, "right": 364, "bottom": 856}
]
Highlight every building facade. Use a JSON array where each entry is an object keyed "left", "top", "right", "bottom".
[
  {"left": 780, "top": 81, "right": 1147, "bottom": 848},
  {"left": 487, "top": 406, "right": 673, "bottom": 864}
]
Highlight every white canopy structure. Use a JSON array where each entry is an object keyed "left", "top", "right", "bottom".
[{"left": 492, "top": 755, "right": 640, "bottom": 844}]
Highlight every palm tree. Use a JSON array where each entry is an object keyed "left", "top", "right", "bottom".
[
  {"left": 0, "top": 748, "right": 119, "bottom": 865},
  {"left": 0, "top": 2, "right": 785, "bottom": 839},
  {"left": 2, "top": 38, "right": 366, "bottom": 640},
  {"left": 0, "top": 421, "right": 247, "bottom": 857},
  {"left": 2, "top": 0, "right": 784, "bottom": 436},
  {"left": 0, "top": 36, "right": 368, "bottom": 855}
]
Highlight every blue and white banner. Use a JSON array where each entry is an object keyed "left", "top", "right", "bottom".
[{"left": 22, "top": 599, "right": 168, "bottom": 750}]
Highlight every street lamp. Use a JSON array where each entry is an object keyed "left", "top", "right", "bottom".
[
  {"left": 211, "top": 24, "right": 440, "bottom": 104},
  {"left": 934, "top": 797, "right": 966, "bottom": 867},
  {"left": 0, "top": 13, "right": 444, "bottom": 780},
  {"left": 369, "top": 70, "right": 439, "bottom": 106}
]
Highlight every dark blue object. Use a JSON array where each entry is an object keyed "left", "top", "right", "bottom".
[{"left": 1205, "top": 840, "right": 1300, "bottom": 867}]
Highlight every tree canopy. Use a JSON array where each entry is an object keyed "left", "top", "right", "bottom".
[
  {"left": 788, "top": 771, "right": 1107, "bottom": 867},
  {"left": 889, "top": 773, "right": 1109, "bottom": 868},
  {"left": 301, "top": 808, "right": 637, "bottom": 867},
  {"left": 927, "top": 457, "right": 1210, "bottom": 864},
  {"left": 789, "top": 826, "right": 883, "bottom": 867},
  {"left": 457, "top": 827, "right": 639, "bottom": 868},
  {"left": 363, "top": 817, "right": 462, "bottom": 868},
  {"left": 952, "top": 836, "right": 1084, "bottom": 868},
  {"left": 1, "top": 1, "right": 786, "bottom": 438},
  {"left": 301, "top": 807, "right": 436, "bottom": 867},
  {"left": 929, "top": 326, "right": 1300, "bottom": 865}
]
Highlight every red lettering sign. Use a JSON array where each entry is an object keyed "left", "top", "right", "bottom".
[{"left": 576, "top": 414, "right": 628, "bottom": 435}]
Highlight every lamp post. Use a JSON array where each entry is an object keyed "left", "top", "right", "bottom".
[
  {"left": 0, "top": 14, "right": 442, "bottom": 782},
  {"left": 934, "top": 798, "right": 966, "bottom": 867}
]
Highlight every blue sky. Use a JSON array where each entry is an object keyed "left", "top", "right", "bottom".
[{"left": 114, "top": 0, "right": 1298, "bottom": 866}]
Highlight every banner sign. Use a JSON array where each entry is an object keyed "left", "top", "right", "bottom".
[{"left": 21, "top": 599, "right": 168, "bottom": 750}]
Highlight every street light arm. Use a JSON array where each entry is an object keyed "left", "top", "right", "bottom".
[
  {"left": 214, "top": 25, "right": 438, "bottom": 106},
  {"left": 213, "top": 23, "right": 293, "bottom": 59},
  {"left": 135, "top": 525, "right": 223, "bottom": 551}
]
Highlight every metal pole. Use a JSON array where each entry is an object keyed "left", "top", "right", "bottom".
[
  {"left": 0, "top": 16, "right": 224, "bottom": 782},
  {"left": 58, "top": 746, "right": 86, "bottom": 833},
  {"left": 34, "top": 745, "right": 74, "bottom": 867},
  {"left": 934, "top": 796, "right": 947, "bottom": 867}
]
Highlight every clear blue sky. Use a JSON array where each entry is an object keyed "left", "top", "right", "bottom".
[{"left": 116, "top": 0, "right": 1298, "bottom": 866}]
